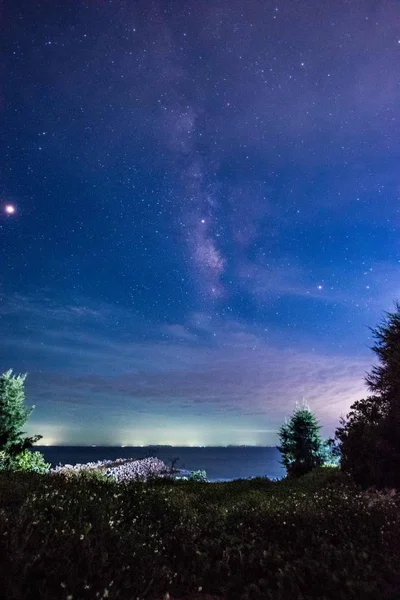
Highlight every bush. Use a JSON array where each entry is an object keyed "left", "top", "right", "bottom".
[
  {"left": 52, "top": 467, "right": 110, "bottom": 483},
  {"left": 188, "top": 469, "right": 208, "bottom": 482},
  {"left": 0, "top": 449, "right": 50, "bottom": 474}
]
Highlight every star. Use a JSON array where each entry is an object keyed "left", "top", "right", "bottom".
[{"left": 4, "top": 204, "right": 16, "bottom": 215}]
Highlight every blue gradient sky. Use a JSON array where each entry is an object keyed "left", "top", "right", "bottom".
[{"left": 1, "top": 0, "right": 399, "bottom": 445}]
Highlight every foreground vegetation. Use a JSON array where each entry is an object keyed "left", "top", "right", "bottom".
[{"left": 1, "top": 467, "right": 399, "bottom": 600}]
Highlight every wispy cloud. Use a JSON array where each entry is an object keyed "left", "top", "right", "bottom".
[
  {"left": 235, "top": 257, "right": 400, "bottom": 320},
  {"left": 0, "top": 292, "right": 373, "bottom": 444}
]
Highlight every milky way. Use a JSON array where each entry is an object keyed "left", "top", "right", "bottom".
[{"left": 1, "top": 0, "right": 399, "bottom": 445}]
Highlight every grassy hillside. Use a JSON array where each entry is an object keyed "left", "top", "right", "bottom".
[{"left": 0, "top": 467, "right": 399, "bottom": 599}]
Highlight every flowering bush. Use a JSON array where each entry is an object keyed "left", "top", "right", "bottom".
[
  {"left": 51, "top": 456, "right": 129, "bottom": 475},
  {"left": 105, "top": 457, "right": 170, "bottom": 483},
  {"left": 51, "top": 456, "right": 170, "bottom": 483}
]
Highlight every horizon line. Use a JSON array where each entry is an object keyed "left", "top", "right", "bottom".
[{"left": 35, "top": 444, "right": 278, "bottom": 448}]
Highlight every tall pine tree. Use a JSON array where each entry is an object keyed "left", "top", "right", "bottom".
[{"left": 278, "top": 402, "right": 331, "bottom": 477}]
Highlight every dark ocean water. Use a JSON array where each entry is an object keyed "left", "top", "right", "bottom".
[{"left": 36, "top": 446, "right": 285, "bottom": 481}]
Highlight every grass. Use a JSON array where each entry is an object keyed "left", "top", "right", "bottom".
[{"left": 0, "top": 467, "right": 399, "bottom": 599}]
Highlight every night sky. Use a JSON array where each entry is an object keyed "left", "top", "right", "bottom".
[{"left": 1, "top": 0, "right": 399, "bottom": 446}]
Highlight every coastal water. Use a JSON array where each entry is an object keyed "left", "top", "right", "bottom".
[{"left": 36, "top": 446, "right": 285, "bottom": 481}]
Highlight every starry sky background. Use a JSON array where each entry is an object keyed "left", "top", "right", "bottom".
[{"left": 1, "top": 0, "right": 399, "bottom": 445}]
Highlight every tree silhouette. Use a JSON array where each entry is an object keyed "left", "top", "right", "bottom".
[
  {"left": 336, "top": 302, "right": 400, "bottom": 488},
  {"left": 278, "top": 401, "right": 329, "bottom": 477}
]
